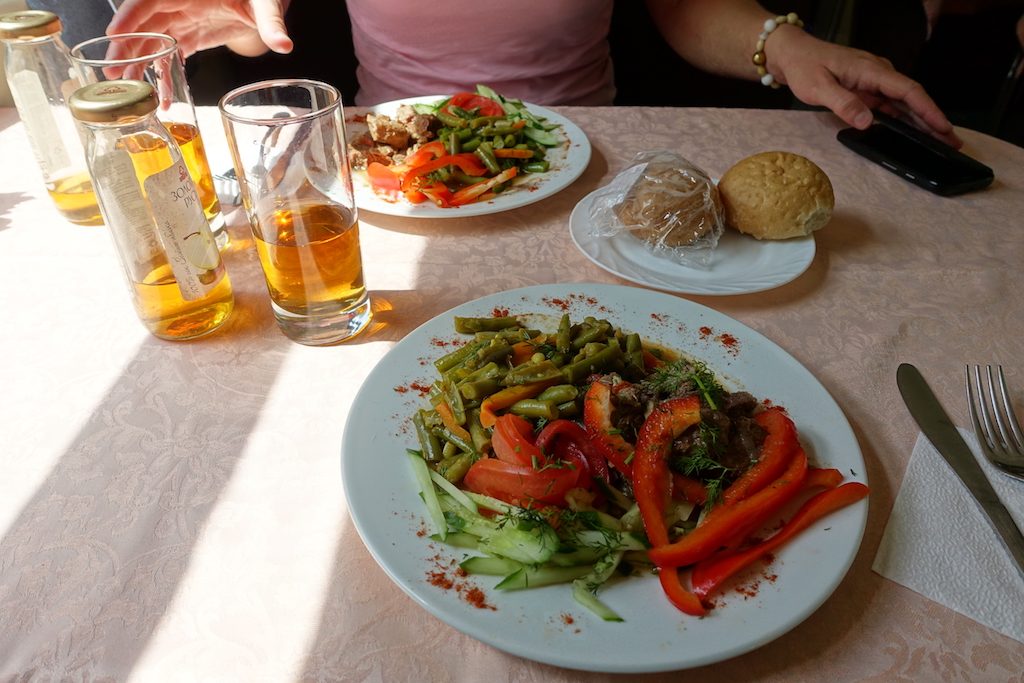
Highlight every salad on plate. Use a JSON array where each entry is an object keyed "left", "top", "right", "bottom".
[
  {"left": 406, "top": 311, "right": 869, "bottom": 621},
  {"left": 348, "top": 85, "right": 566, "bottom": 208}
]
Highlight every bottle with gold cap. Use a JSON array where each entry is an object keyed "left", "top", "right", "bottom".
[
  {"left": 0, "top": 10, "right": 101, "bottom": 225},
  {"left": 70, "top": 79, "right": 234, "bottom": 341}
]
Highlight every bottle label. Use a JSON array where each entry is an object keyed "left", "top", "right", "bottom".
[
  {"left": 92, "top": 149, "right": 161, "bottom": 267},
  {"left": 10, "top": 69, "right": 72, "bottom": 177},
  {"left": 143, "top": 161, "right": 222, "bottom": 301}
]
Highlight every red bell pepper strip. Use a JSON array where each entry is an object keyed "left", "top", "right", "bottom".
[
  {"left": 463, "top": 457, "right": 580, "bottom": 507},
  {"left": 401, "top": 140, "right": 446, "bottom": 168},
  {"left": 633, "top": 396, "right": 703, "bottom": 548},
  {"left": 582, "top": 380, "right": 635, "bottom": 477},
  {"left": 536, "top": 419, "right": 610, "bottom": 483},
  {"left": 672, "top": 473, "right": 708, "bottom": 505},
  {"left": 648, "top": 448, "right": 808, "bottom": 568},
  {"left": 491, "top": 413, "right": 544, "bottom": 467},
  {"left": 658, "top": 566, "right": 706, "bottom": 616},
  {"left": 400, "top": 153, "right": 489, "bottom": 191},
  {"left": 804, "top": 467, "right": 844, "bottom": 491},
  {"left": 366, "top": 162, "right": 402, "bottom": 196},
  {"left": 721, "top": 407, "right": 798, "bottom": 506},
  {"left": 450, "top": 166, "right": 518, "bottom": 206},
  {"left": 690, "top": 482, "right": 869, "bottom": 599}
]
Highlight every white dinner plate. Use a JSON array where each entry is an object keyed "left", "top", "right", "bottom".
[
  {"left": 340, "top": 283, "right": 867, "bottom": 673},
  {"left": 569, "top": 189, "right": 816, "bottom": 295},
  {"left": 349, "top": 96, "right": 591, "bottom": 217}
]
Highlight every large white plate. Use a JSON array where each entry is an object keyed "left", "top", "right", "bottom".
[
  {"left": 569, "top": 189, "right": 816, "bottom": 295},
  {"left": 341, "top": 284, "right": 867, "bottom": 673},
  {"left": 350, "top": 96, "right": 591, "bottom": 217}
]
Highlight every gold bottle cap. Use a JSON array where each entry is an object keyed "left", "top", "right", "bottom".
[
  {"left": 0, "top": 10, "right": 61, "bottom": 40},
  {"left": 69, "top": 80, "right": 158, "bottom": 123}
]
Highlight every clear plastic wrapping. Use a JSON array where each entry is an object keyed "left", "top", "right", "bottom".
[{"left": 588, "top": 151, "right": 724, "bottom": 267}]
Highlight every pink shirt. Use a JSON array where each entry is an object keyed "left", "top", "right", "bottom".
[{"left": 347, "top": 0, "right": 615, "bottom": 106}]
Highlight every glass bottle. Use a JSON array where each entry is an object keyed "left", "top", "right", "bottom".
[
  {"left": 70, "top": 79, "right": 234, "bottom": 340},
  {"left": 0, "top": 10, "right": 101, "bottom": 225}
]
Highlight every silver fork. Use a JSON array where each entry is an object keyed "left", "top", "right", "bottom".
[{"left": 966, "top": 365, "right": 1024, "bottom": 480}]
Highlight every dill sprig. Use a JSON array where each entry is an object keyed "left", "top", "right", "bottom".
[
  {"left": 642, "top": 359, "right": 724, "bottom": 409},
  {"left": 672, "top": 423, "right": 732, "bottom": 505}
]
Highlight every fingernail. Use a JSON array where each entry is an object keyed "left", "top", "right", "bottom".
[{"left": 854, "top": 111, "right": 872, "bottom": 128}]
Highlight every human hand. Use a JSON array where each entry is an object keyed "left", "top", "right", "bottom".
[
  {"left": 106, "top": 0, "right": 293, "bottom": 59},
  {"left": 770, "top": 26, "right": 962, "bottom": 149}
]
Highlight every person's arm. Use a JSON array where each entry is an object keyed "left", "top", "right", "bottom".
[
  {"left": 645, "top": 0, "right": 961, "bottom": 147},
  {"left": 106, "top": 0, "right": 293, "bottom": 59}
]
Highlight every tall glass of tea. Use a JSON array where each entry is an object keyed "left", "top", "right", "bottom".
[
  {"left": 218, "top": 79, "right": 371, "bottom": 346},
  {"left": 70, "top": 33, "right": 229, "bottom": 249}
]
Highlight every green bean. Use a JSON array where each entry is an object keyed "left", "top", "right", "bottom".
[
  {"left": 436, "top": 110, "right": 465, "bottom": 128},
  {"left": 556, "top": 400, "right": 579, "bottom": 418},
  {"left": 469, "top": 115, "right": 504, "bottom": 128},
  {"left": 471, "top": 340, "right": 513, "bottom": 368},
  {"left": 448, "top": 105, "right": 474, "bottom": 119},
  {"left": 442, "top": 440, "right": 458, "bottom": 459},
  {"left": 571, "top": 319, "right": 613, "bottom": 349},
  {"left": 434, "top": 339, "right": 488, "bottom": 373},
  {"left": 504, "top": 359, "right": 563, "bottom": 385},
  {"left": 451, "top": 170, "right": 486, "bottom": 185},
  {"left": 561, "top": 343, "right": 624, "bottom": 384},
  {"left": 461, "top": 137, "right": 482, "bottom": 152},
  {"left": 459, "top": 377, "right": 503, "bottom": 401},
  {"left": 537, "top": 384, "right": 578, "bottom": 404},
  {"left": 555, "top": 314, "right": 571, "bottom": 354},
  {"left": 625, "top": 333, "right": 645, "bottom": 378},
  {"left": 454, "top": 316, "right": 520, "bottom": 333},
  {"left": 458, "top": 360, "right": 503, "bottom": 384},
  {"left": 440, "top": 378, "right": 466, "bottom": 424},
  {"left": 523, "top": 161, "right": 550, "bottom": 173},
  {"left": 509, "top": 399, "right": 560, "bottom": 421},
  {"left": 432, "top": 425, "right": 476, "bottom": 454},
  {"left": 474, "top": 142, "right": 501, "bottom": 174},
  {"left": 504, "top": 133, "right": 517, "bottom": 147},
  {"left": 447, "top": 131, "right": 460, "bottom": 155},
  {"left": 437, "top": 452, "right": 475, "bottom": 484},
  {"left": 467, "top": 408, "right": 491, "bottom": 454},
  {"left": 414, "top": 410, "right": 443, "bottom": 462}
]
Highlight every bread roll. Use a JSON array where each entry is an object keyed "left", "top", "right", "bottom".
[
  {"left": 718, "top": 151, "right": 834, "bottom": 240},
  {"left": 613, "top": 160, "right": 723, "bottom": 248}
]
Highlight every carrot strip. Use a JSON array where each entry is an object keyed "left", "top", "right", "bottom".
[{"left": 479, "top": 379, "right": 558, "bottom": 429}]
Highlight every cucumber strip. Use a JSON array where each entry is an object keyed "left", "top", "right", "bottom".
[
  {"left": 547, "top": 547, "right": 608, "bottom": 567},
  {"left": 523, "top": 126, "right": 561, "bottom": 147},
  {"left": 430, "top": 532, "right": 481, "bottom": 550},
  {"left": 408, "top": 451, "right": 447, "bottom": 540},
  {"left": 429, "top": 469, "right": 477, "bottom": 513},
  {"left": 572, "top": 529, "right": 647, "bottom": 551},
  {"left": 463, "top": 490, "right": 518, "bottom": 515},
  {"left": 460, "top": 556, "right": 523, "bottom": 576},
  {"left": 572, "top": 551, "right": 625, "bottom": 622},
  {"left": 495, "top": 564, "right": 592, "bottom": 590}
]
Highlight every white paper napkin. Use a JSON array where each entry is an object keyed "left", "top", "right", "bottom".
[{"left": 873, "top": 429, "right": 1024, "bottom": 643}]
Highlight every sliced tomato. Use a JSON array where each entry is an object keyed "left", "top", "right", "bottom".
[
  {"left": 441, "top": 92, "right": 504, "bottom": 118},
  {"left": 491, "top": 413, "right": 543, "bottom": 467},
  {"left": 463, "top": 458, "right": 580, "bottom": 507}
]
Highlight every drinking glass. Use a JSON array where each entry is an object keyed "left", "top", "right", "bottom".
[
  {"left": 218, "top": 79, "right": 371, "bottom": 345},
  {"left": 69, "top": 32, "right": 229, "bottom": 248}
]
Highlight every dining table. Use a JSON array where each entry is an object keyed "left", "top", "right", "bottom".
[{"left": 1, "top": 100, "right": 1022, "bottom": 682}]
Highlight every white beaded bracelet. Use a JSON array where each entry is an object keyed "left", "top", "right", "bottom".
[{"left": 752, "top": 12, "right": 804, "bottom": 89}]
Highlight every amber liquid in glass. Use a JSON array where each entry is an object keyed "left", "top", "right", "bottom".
[
  {"left": 253, "top": 201, "right": 366, "bottom": 316},
  {"left": 120, "top": 132, "right": 234, "bottom": 340},
  {"left": 47, "top": 170, "right": 103, "bottom": 225}
]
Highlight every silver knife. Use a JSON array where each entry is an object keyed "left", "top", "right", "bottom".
[{"left": 897, "top": 363, "right": 1024, "bottom": 581}]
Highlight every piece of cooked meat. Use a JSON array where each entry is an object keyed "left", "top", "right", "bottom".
[{"left": 366, "top": 113, "right": 411, "bottom": 149}]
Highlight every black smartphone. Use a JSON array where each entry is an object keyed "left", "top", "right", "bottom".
[{"left": 836, "top": 111, "right": 994, "bottom": 196}]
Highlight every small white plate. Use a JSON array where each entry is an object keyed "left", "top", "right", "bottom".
[
  {"left": 350, "top": 96, "right": 591, "bottom": 218},
  {"left": 341, "top": 283, "right": 867, "bottom": 673},
  {"left": 569, "top": 189, "right": 815, "bottom": 295}
]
